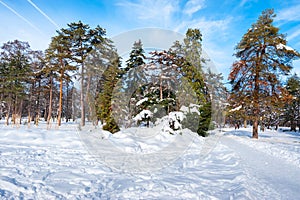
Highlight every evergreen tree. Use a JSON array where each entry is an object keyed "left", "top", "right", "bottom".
[
  {"left": 0, "top": 40, "right": 32, "bottom": 125},
  {"left": 125, "top": 39, "right": 146, "bottom": 71},
  {"left": 27, "top": 50, "right": 45, "bottom": 126},
  {"left": 123, "top": 40, "right": 147, "bottom": 124},
  {"left": 170, "top": 29, "right": 210, "bottom": 136},
  {"left": 229, "top": 9, "right": 300, "bottom": 138},
  {"left": 284, "top": 74, "right": 300, "bottom": 131},
  {"left": 45, "top": 33, "right": 76, "bottom": 126},
  {"left": 60, "top": 21, "right": 106, "bottom": 127},
  {"left": 95, "top": 39, "right": 123, "bottom": 133},
  {"left": 205, "top": 70, "right": 228, "bottom": 129}
]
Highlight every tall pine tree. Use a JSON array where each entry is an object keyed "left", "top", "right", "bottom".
[
  {"left": 229, "top": 9, "right": 300, "bottom": 138},
  {"left": 45, "top": 33, "right": 76, "bottom": 126},
  {"left": 60, "top": 21, "right": 106, "bottom": 126}
]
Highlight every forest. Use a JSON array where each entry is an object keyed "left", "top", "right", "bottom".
[{"left": 0, "top": 9, "right": 299, "bottom": 138}]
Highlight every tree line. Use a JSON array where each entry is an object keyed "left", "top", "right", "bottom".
[
  {"left": 0, "top": 20, "right": 225, "bottom": 136},
  {"left": 0, "top": 9, "right": 300, "bottom": 138}
]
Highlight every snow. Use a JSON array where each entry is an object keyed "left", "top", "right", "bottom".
[
  {"left": 180, "top": 104, "right": 200, "bottom": 115},
  {"left": 133, "top": 109, "right": 153, "bottom": 121},
  {"left": 229, "top": 105, "right": 242, "bottom": 112},
  {"left": 136, "top": 97, "right": 149, "bottom": 106},
  {"left": 276, "top": 43, "right": 295, "bottom": 51},
  {"left": 0, "top": 121, "right": 300, "bottom": 199},
  {"left": 168, "top": 111, "right": 184, "bottom": 132}
]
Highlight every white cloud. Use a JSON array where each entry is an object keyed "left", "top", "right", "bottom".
[
  {"left": 277, "top": 4, "right": 300, "bottom": 43},
  {"left": 175, "top": 17, "right": 231, "bottom": 39},
  {"left": 277, "top": 4, "right": 300, "bottom": 22},
  {"left": 116, "top": 0, "right": 178, "bottom": 27},
  {"left": 287, "top": 28, "right": 300, "bottom": 41},
  {"left": 183, "top": 0, "right": 206, "bottom": 16}
]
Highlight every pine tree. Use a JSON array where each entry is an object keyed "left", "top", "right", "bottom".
[
  {"left": 205, "top": 70, "right": 228, "bottom": 129},
  {"left": 284, "top": 74, "right": 300, "bottom": 131},
  {"left": 27, "top": 50, "right": 45, "bottom": 126},
  {"left": 229, "top": 9, "right": 300, "bottom": 138},
  {"left": 45, "top": 33, "right": 76, "bottom": 126},
  {"left": 169, "top": 29, "right": 210, "bottom": 136},
  {"left": 95, "top": 39, "right": 123, "bottom": 133},
  {"left": 60, "top": 21, "right": 106, "bottom": 127},
  {"left": 122, "top": 40, "right": 147, "bottom": 125},
  {"left": 0, "top": 40, "right": 32, "bottom": 125},
  {"left": 125, "top": 39, "right": 146, "bottom": 71}
]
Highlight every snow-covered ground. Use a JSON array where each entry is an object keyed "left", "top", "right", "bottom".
[{"left": 0, "top": 121, "right": 300, "bottom": 199}]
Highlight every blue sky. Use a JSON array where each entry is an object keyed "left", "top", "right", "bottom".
[{"left": 1, "top": 0, "right": 300, "bottom": 79}]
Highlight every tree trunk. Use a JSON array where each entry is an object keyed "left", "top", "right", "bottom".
[
  {"left": 253, "top": 119, "right": 259, "bottom": 139},
  {"left": 5, "top": 103, "right": 11, "bottom": 126},
  {"left": 35, "top": 80, "right": 41, "bottom": 126},
  {"left": 85, "top": 74, "right": 92, "bottom": 122},
  {"left": 253, "top": 53, "right": 260, "bottom": 139},
  {"left": 80, "top": 64, "right": 85, "bottom": 127},
  {"left": 57, "top": 70, "right": 63, "bottom": 127},
  {"left": 244, "top": 119, "right": 247, "bottom": 128},
  {"left": 47, "top": 77, "right": 53, "bottom": 125},
  {"left": 291, "top": 121, "right": 297, "bottom": 132},
  {"left": 28, "top": 83, "right": 34, "bottom": 127}
]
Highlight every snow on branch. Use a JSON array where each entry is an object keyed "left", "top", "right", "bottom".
[
  {"left": 229, "top": 105, "right": 242, "bottom": 112},
  {"left": 276, "top": 43, "right": 295, "bottom": 51}
]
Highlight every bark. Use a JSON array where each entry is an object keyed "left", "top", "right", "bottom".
[
  {"left": 5, "top": 103, "right": 11, "bottom": 126},
  {"left": 80, "top": 63, "right": 85, "bottom": 127},
  {"left": 57, "top": 69, "right": 63, "bottom": 126},
  {"left": 253, "top": 119, "right": 259, "bottom": 139},
  {"left": 47, "top": 77, "right": 53, "bottom": 125},
  {"left": 252, "top": 50, "right": 262, "bottom": 139}
]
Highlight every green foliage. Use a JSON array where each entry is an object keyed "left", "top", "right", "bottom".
[
  {"left": 125, "top": 39, "right": 145, "bottom": 71},
  {"left": 0, "top": 40, "right": 32, "bottom": 124},
  {"left": 198, "top": 102, "right": 211, "bottom": 137},
  {"left": 102, "top": 115, "right": 120, "bottom": 133},
  {"left": 169, "top": 29, "right": 211, "bottom": 136},
  {"left": 283, "top": 74, "right": 300, "bottom": 130},
  {"left": 96, "top": 51, "right": 123, "bottom": 133},
  {"left": 60, "top": 21, "right": 106, "bottom": 126}
]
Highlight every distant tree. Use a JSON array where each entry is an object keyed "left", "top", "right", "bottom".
[
  {"left": 229, "top": 9, "right": 300, "bottom": 138},
  {"left": 27, "top": 50, "right": 45, "bottom": 126},
  {"left": 284, "top": 74, "right": 300, "bottom": 131},
  {"left": 0, "top": 40, "right": 32, "bottom": 125},
  {"left": 205, "top": 70, "right": 228, "bottom": 129}
]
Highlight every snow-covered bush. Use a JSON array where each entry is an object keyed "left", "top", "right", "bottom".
[
  {"left": 162, "top": 111, "right": 185, "bottom": 135},
  {"left": 168, "top": 111, "right": 184, "bottom": 130},
  {"left": 133, "top": 109, "right": 153, "bottom": 127}
]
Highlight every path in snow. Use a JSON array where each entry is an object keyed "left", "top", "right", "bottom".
[{"left": 221, "top": 133, "right": 300, "bottom": 199}]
